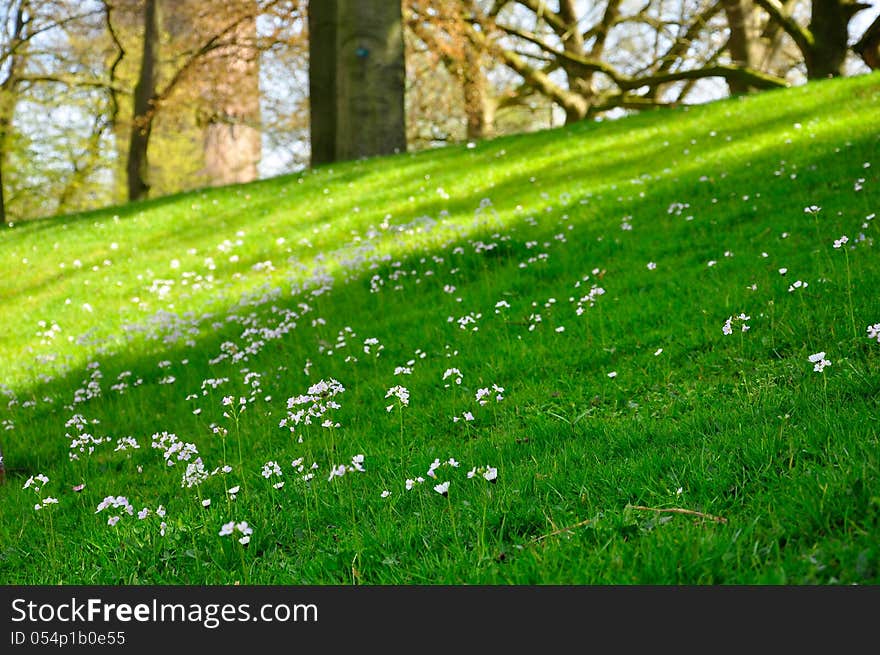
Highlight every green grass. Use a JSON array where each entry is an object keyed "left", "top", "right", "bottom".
[{"left": 1, "top": 73, "right": 879, "bottom": 584}]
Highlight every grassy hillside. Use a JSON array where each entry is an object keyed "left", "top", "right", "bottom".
[{"left": 1, "top": 73, "right": 878, "bottom": 584}]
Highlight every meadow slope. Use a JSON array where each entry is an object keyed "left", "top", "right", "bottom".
[{"left": 1, "top": 73, "right": 879, "bottom": 584}]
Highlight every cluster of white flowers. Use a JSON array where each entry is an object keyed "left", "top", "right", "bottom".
[
  {"left": 280, "top": 378, "right": 346, "bottom": 435},
  {"left": 181, "top": 457, "right": 209, "bottom": 488},
  {"left": 219, "top": 520, "right": 253, "bottom": 545},
  {"left": 23, "top": 474, "right": 58, "bottom": 511},
  {"left": 23, "top": 473, "right": 49, "bottom": 492},
  {"left": 442, "top": 368, "right": 463, "bottom": 387},
  {"left": 722, "top": 313, "right": 750, "bottom": 335},
  {"left": 475, "top": 385, "right": 505, "bottom": 406},
  {"left": 95, "top": 495, "right": 134, "bottom": 526},
  {"left": 427, "top": 457, "right": 460, "bottom": 479},
  {"left": 363, "top": 337, "right": 384, "bottom": 356},
  {"left": 261, "top": 460, "right": 284, "bottom": 489},
  {"left": 221, "top": 395, "right": 249, "bottom": 420},
  {"left": 808, "top": 352, "right": 831, "bottom": 373},
  {"left": 65, "top": 414, "right": 107, "bottom": 461},
  {"left": 467, "top": 465, "right": 498, "bottom": 483},
  {"left": 114, "top": 436, "right": 140, "bottom": 452},
  {"left": 136, "top": 505, "right": 168, "bottom": 536},
  {"left": 867, "top": 323, "right": 880, "bottom": 344},
  {"left": 291, "top": 457, "right": 319, "bottom": 483},
  {"left": 385, "top": 385, "right": 410, "bottom": 412},
  {"left": 574, "top": 284, "right": 605, "bottom": 316},
  {"left": 405, "top": 476, "right": 426, "bottom": 490},
  {"left": 327, "top": 454, "right": 366, "bottom": 481},
  {"left": 453, "top": 311, "right": 482, "bottom": 331},
  {"left": 151, "top": 431, "right": 199, "bottom": 467}
]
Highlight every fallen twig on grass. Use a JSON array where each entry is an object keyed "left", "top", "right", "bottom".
[
  {"left": 533, "top": 517, "right": 593, "bottom": 543},
  {"left": 627, "top": 505, "right": 728, "bottom": 524}
]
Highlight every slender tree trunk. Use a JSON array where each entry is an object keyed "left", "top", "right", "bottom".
[
  {"left": 127, "top": 0, "right": 160, "bottom": 201},
  {"left": 0, "top": 86, "right": 13, "bottom": 224},
  {"left": 0, "top": 1, "right": 27, "bottom": 223},
  {"left": 0, "top": 115, "right": 8, "bottom": 224},
  {"left": 308, "top": 0, "right": 338, "bottom": 167},
  {"left": 334, "top": 0, "right": 406, "bottom": 161}
]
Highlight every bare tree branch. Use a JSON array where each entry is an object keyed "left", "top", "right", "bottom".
[{"left": 753, "top": 0, "right": 813, "bottom": 54}]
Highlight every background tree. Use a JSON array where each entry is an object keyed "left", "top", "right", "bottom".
[
  {"left": 0, "top": 0, "right": 108, "bottom": 223},
  {"left": 853, "top": 12, "right": 880, "bottom": 68},
  {"left": 754, "top": 0, "right": 872, "bottom": 79},
  {"left": 469, "top": 0, "right": 788, "bottom": 124},
  {"left": 308, "top": 0, "right": 407, "bottom": 164},
  {"left": 407, "top": 0, "right": 495, "bottom": 142},
  {"left": 126, "top": 0, "right": 158, "bottom": 201}
]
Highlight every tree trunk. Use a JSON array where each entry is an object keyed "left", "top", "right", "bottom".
[
  {"left": 805, "top": 0, "right": 867, "bottom": 78},
  {"left": 0, "top": 115, "right": 8, "bottom": 224},
  {"left": 853, "top": 14, "right": 880, "bottom": 69},
  {"left": 724, "top": 0, "right": 761, "bottom": 94},
  {"left": 308, "top": 0, "right": 338, "bottom": 167},
  {"left": 806, "top": 0, "right": 848, "bottom": 78},
  {"left": 558, "top": 0, "right": 591, "bottom": 103},
  {"left": 127, "top": 0, "right": 160, "bottom": 201},
  {"left": 0, "top": 1, "right": 27, "bottom": 223},
  {"left": 462, "top": 36, "right": 494, "bottom": 141},
  {"left": 334, "top": 0, "right": 406, "bottom": 161},
  {"left": 201, "top": 5, "right": 261, "bottom": 185}
]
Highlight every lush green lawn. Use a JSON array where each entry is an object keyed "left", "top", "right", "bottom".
[{"left": 1, "top": 73, "right": 878, "bottom": 584}]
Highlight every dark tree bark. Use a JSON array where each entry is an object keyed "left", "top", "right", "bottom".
[
  {"left": 334, "top": 0, "right": 406, "bottom": 161},
  {"left": 755, "top": 0, "right": 870, "bottom": 79},
  {"left": 126, "top": 0, "right": 160, "bottom": 202},
  {"left": 724, "top": 0, "right": 760, "bottom": 94},
  {"left": 806, "top": 0, "right": 854, "bottom": 78},
  {"left": 853, "top": 14, "right": 880, "bottom": 69},
  {"left": 308, "top": 0, "right": 337, "bottom": 166}
]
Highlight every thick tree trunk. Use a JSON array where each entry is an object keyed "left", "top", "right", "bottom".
[
  {"left": 462, "top": 39, "right": 494, "bottom": 141},
  {"left": 127, "top": 0, "right": 160, "bottom": 202},
  {"left": 806, "top": 0, "right": 850, "bottom": 78},
  {"left": 201, "top": 7, "right": 261, "bottom": 185},
  {"left": 308, "top": 0, "right": 337, "bottom": 166},
  {"left": 558, "top": 0, "right": 591, "bottom": 102},
  {"left": 724, "top": 0, "right": 761, "bottom": 94},
  {"left": 334, "top": 0, "right": 406, "bottom": 161}
]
